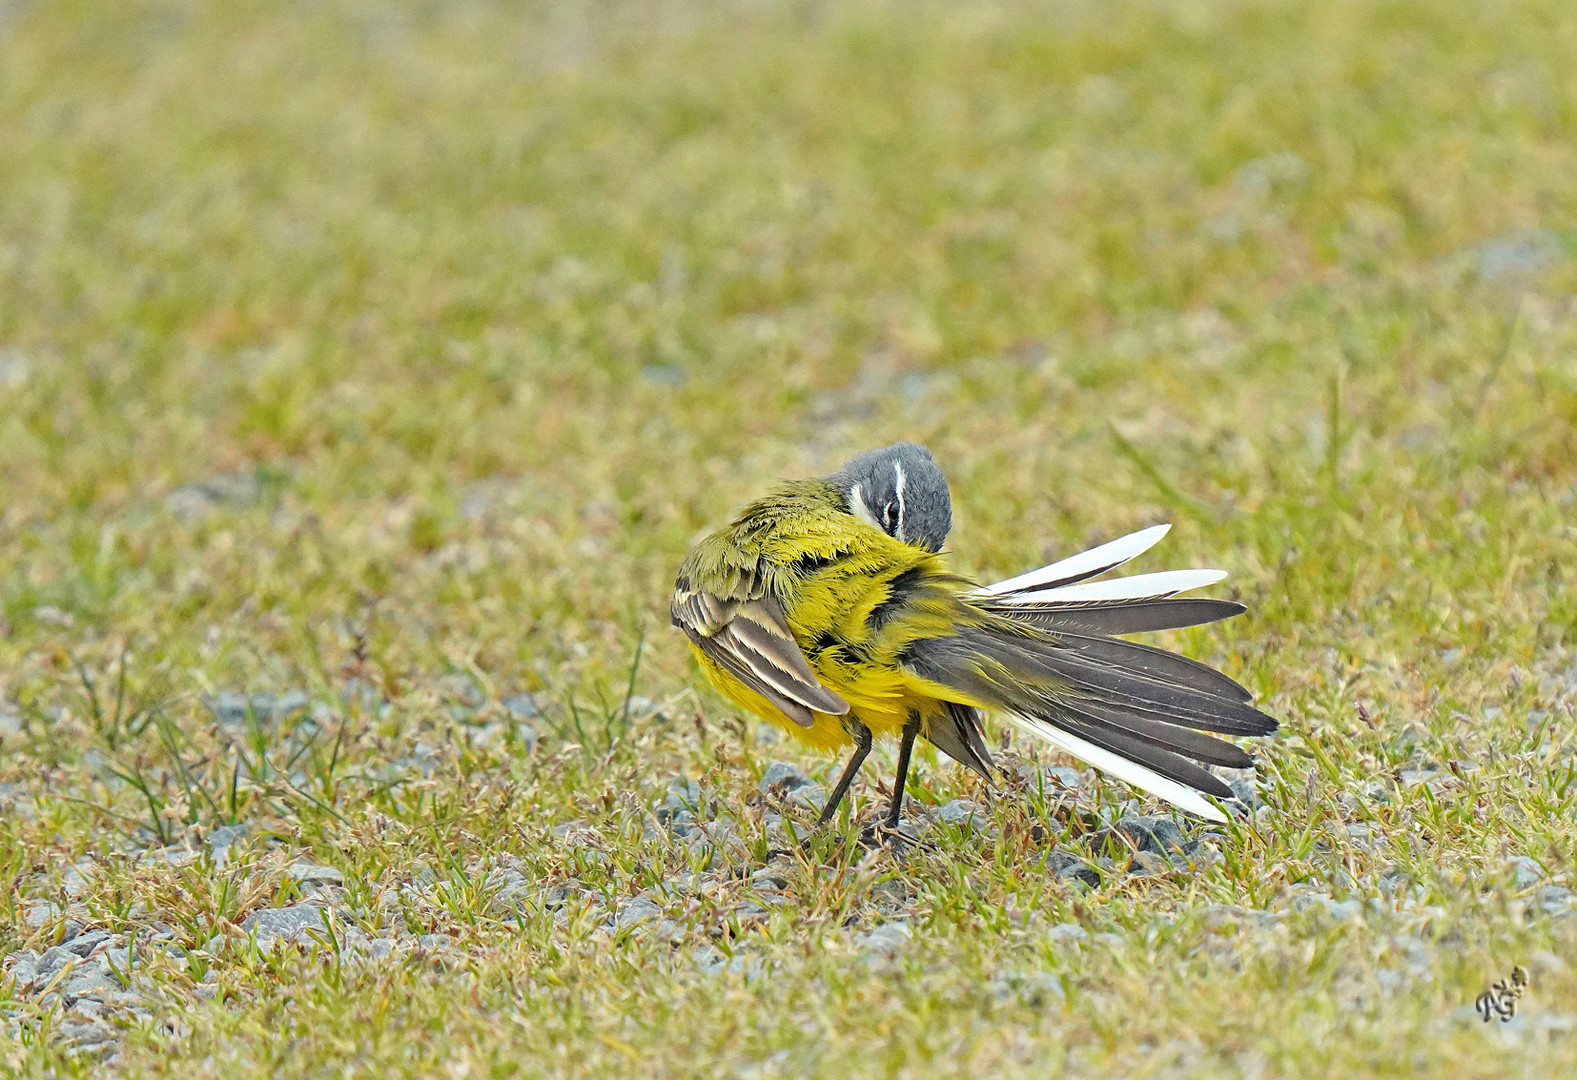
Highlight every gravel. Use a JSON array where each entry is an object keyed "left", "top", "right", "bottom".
[
  {"left": 1506, "top": 855, "right": 1544, "bottom": 889},
  {"left": 933, "top": 799, "right": 984, "bottom": 830},
  {"left": 856, "top": 922, "right": 912, "bottom": 956},
  {"left": 759, "top": 761, "right": 814, "bottom": 793},
  {"left": 241, "top": 904, "right": 327, "bottom": 944},
  {"left": 1045, "top": 850, "right": 1101, "bottom": 888},
  {"left": 1532, "top": 885, "right": 1575, "bottom": 917},
  {"left": 614, "top": 896, "right": 663, "bottom": 929},
  {"left": 656, "top": 778, "right": 705, "bottom": 825}
]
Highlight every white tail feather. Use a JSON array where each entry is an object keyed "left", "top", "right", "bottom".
[
  {"left": 976, "top": 524, "right": 1171, "bottom": 597},
  {"left": 1002, "top": 714, "right": 1228, "bottom": 822},
  {"left": 989, "top": 568, "right": 1227, "bottom": 605}
]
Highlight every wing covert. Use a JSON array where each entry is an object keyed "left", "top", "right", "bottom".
[{"left": 671, "top": 587, "right": 849, "bottom": 727}]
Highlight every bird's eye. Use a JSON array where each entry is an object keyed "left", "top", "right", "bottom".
[{"left": 882, "top": 501, "right": 898, "bottom": 531}]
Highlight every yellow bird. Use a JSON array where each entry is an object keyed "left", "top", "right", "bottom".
[{"left": 671, "top": 443, "right": 1276, "bottom": 826}]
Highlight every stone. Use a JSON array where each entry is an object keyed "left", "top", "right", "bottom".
[
  {"left": 1533, "top": 885, "right": 1574, "bottom": 917},
  {"left": 1473, "top": 228, "right": 1567, "bottom": 282},
  {"left": 1046, "top": 850, "right": 1100, "bottom": 889},
  {"left": 991, "top": 971, "right": 1066, "bottom": 1008},
  {"left": 288, "top": 864, "right": 345, "bottom": 886},
  {"left": 857, "top": 922, "right": 912, "bottom": 956},
  {"left": 750, "top": 868, "right": 790, "bottom": 891},
  {"left": 208, "top": 691, "right": 308, "bottom": 729},
  {"left": 208, "top": 824, "right": 249, "bottom": 866},
  {"left": 1228, "top": 777, "right": 1264, "bottom": 810},
  {"left": 64, "top": 964, "right": 120, "bottom": 1001},
  {"left": 416, "top": 934, "right": 454, "bottom": 951},
  {"left": 55, "top": 1018, "right": 116, "bottom": 1046},
  {"left": 37, "top": 945, "right": 78, "bottom": 980},
  {"left": 502, "top": 693, "right": 540, "bottom": 718},
  {"left": 759, "top": 761, "right": 813, "bottom": 793},
  {"left": 1506, "top": 856, "right": 1543, "bottom": 889},
  {"left": 615, "top": 897, "right": 663, "bottom": 929},
  {"left": 241, "top": 904, "right": 326, "bottom": 944},
  {"left": 1045, "top": 922, "right": 1090, "bottom": 944},
  {"left": 934, "top": 800, "right": 983, "bottom": 830},
  {"left": 788, "top": 784, "right": 826, "bottom": 812},
  {"left": 64, "top": 930, "right": 113, "bottom": 958},
  {"left": 486, "top": 868, "right": 531, "bottom": 911},
  {"left": 1042, "top": 766, "right": 1086, "bottom": 790},
  {"left": 656, "top": 778, "right": 704, "bottom": 825},
  {"left": 166, "top": 471, "right": 261, "bottom": 521},
  {"left": 1323, "top": 899, "right": 1364, "bottom": 923}
]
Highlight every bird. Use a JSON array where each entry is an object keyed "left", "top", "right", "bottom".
[{"left": 670, "top": 442, "right": 1276, "bottom": 827}]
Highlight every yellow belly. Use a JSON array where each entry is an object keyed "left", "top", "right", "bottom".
[{"left": 691, "top": 643, "right": 974, "bottom": 753}]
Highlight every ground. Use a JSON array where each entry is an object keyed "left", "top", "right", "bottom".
[{"left": 1, "top": 0, "right": 1576, "bottom": 1076}]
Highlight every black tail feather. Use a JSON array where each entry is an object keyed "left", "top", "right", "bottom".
[
  {"left": 902, "top": 616, "right": 1276, "bottom": 804},
  {"left": 987, "top": 597, "right": 1245, "bottom": 635}
]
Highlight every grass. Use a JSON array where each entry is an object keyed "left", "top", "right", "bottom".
[{"left": 2, "top": 0, "right": 1576, "bottom": 1074}]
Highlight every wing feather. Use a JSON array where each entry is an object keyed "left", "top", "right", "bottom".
[{"left": 672, "top": 589, "right": 848, "bottom": 726}]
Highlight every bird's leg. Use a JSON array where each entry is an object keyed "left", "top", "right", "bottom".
[
  {"left": 884, "top": 712, "right": 923, "bottom": 829},
  {"left": 817, "top": 719, "right": 873, "bottom": 827}
]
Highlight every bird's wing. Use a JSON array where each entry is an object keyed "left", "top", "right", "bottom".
[{"left": 671, "top": 588, "right": 849, "bottom": 727}]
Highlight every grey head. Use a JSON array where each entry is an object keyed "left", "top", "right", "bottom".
[{"left": 830, "top": 442, "right": 952, "bottom": 552}]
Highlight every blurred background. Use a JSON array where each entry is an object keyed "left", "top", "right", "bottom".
[
  {"left": 1, "top": 0, "right": 1574, "bottom": 696},
  {"left": 2, "top": 1, "right": 1576, "bottom": 1073}
]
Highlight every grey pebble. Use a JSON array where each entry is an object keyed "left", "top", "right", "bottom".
[
  {"left": 656, "top": 778, "right": 704, "bottom": 825},
  {"left": 65, "top": 930, "right": 112, "bottom": 958},
  {"left": 934, "top": 799, "right": 983, "bottom": 829},
  {"left": 1324, "top": 899, "right": 1364, "bottom": 923},
  {"left": 55, "top": 1017, "right": 116, "bottom": 1047},
  {"left": 1045, "top": 850, "right": 1101, "bottom": 888},
  {"left": 502, "top": 693, "right": 540, "bottom": 719},
  {"left": 759, "top": 761, "right": 814, "bottom": 793},
  {"left": 694, "top": 948, "right": 767, "bottom": 979},
  {"left": 1228, "top": 776, "right": 1264, "bottom": 810},
  {"left": 206, "top": 689, "right": 310, "bottom": 729},
  {"left": 857, "top": 922, "right": 912, "bottom": 956},
  {"left": 64, "top": 965, "right": 121, "bottom": 1002},
  {"left": 241, "top": 904, "right": 326, "bottom": 943},
  {"left": 614, "top": 897, "right": 663, "bottom": 929},
  {"left": 208, "top": 824, "right": 249, "bottom": 865},
  {"left": 1506, "top": 855, "right": 1544, "bottom": 889},
  {"left": 37, "top": 945, "right": 79, "bottom": 979},
  {"left": 366, "top": 938, "right": 397, "bottom": 960},
  {"left": 288, "top": 863, "right": 345, "bottom": 886},
  {"left": 1534, "top": 884, "right": 1574, "bottom": 916},
  {"left": 1473, "top": 228, "right": 1568, "bottom": 282},
  {"left": 416, "top": 934, "right": 454, "bottom": 951},
  {"left": 1045, "top": 922, "right": 1090, "bottom": 944},
  {"left": 990, "top": 971, "right": 1066, "bottom": 1008},
  {"left": 750, "top": 867, "right": 790, "bottom": 891},
  {"left": 1107, "top": 815, "right": 1193, "bottom": 856},
  {"left": 1042, "top": 766, "right": 1087, "bottom": 790}
]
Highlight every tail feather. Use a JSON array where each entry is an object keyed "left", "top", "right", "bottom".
[
  {"left": 1067, "top": 697, "right": 1253, "bottom": 768},
  {"left": 936, "top": 628, "right": 1275, "bottom": 736},
  {"left": 921, "top": 701, "right": 993, "bottom": 780},
  {"left": 976, "top": 523, "right": 1172, "bottom": 596},
  {"left": 1050, "top": 631, "right": 1254, "bottom": 703},
  {"left": 904, "top": 622, "right": 1274, "bottom": 820},
  {"left": 1000, "top": 715, "right": 1230, "bottom": 822},
  {"left": 992, "top": 597, "right": 1246, "bottom": 635},
  {"left": 923, "top": 523, "right": 1274, "bottom": 821},
  {"left": 1050, "top": 707, "right": 1235, "bottom": 799}
]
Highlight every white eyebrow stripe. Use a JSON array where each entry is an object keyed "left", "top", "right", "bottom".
[
  {"left": 849, "top": 483, "right": 882, "bottom": 532},
  {"left": 893, "top": 460, "right": 907, "bottom": 542}
]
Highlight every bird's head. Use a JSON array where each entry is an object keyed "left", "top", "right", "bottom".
[{"left": 831, "top": 442, "right": 951, "bottom": 552}]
